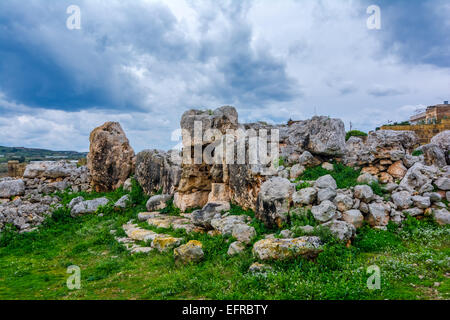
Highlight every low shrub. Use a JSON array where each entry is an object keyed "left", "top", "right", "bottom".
[
  {"left": 345, "top": 130, "right": 368, "bottom": 141},
  {"left": 412, "top": 150, "right": 424, "bottom": 157}
]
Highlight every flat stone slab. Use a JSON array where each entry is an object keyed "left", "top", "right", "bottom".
[
  {"left": 138, "top": 212, "right": 203, "bottom": 234},
  {"left": 120, "top": 223, "right": 183, "bottom": 254}
]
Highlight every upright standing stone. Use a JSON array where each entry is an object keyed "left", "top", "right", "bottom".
[{"left": 87, "top": 122, "right": 135, "bottom": 192}]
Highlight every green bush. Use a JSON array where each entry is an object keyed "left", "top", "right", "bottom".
[
  {"left": 345, "top": 130, "right": 368, "bottom": 141},
  {"left": 412, "top": 150, "right": 424, "bottom": 157},
  {"left": 295, "top": 182, "right": 312, "bottom": 191}
]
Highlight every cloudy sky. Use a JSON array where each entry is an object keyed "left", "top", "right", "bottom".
[{"left": 0, "top": 0, "right": 449, "bottom": 152}]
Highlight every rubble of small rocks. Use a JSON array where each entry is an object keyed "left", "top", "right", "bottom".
[{"left": 0, "top": 160, "right": 91, "bottom": 231}]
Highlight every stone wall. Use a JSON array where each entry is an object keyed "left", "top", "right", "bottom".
[
  {"left": 7, "top": 161, "right": 26, "bottom": 178},
  {"left": 381, "top": 119, "right": 450, "bottom": 145}
]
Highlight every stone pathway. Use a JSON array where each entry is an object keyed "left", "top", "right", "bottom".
[
  {"left": 138, "top": 211, "right": 204, "bottom": 233},
  {"left": 114, "top": 222, "right": 184, "bottom": 254}
]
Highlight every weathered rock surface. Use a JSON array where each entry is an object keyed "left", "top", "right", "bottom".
[
  {"left": 87, "top": 122, "right": 135, "bottom": 192},
  {"left": 256, "top": 177, "right": 294, "bottom": 228},
  {"left": 317, "top": 188, "right": 337, "bottom": 202},
  {"left": 392, "top": 191, "right": 413, "bottom": 210},
  {"left": 228, "top": 241, "right": 246, "bottom": 256},
  {"left": 399, "top": 163, "right": 438, "bottom": 192},
  {"left": 174, "top": 240, "right": 204, "bottom": 264},
  {"left": 0, "top": 197, "right": 58, "bottom": 231},
  {"left": 290, "top": 164, "right": 306, "bottom": 179},
  {"left": 435, "top": 177, "right": 450, "bottom": 191},
  {"left": 314, "top": 175, "right": 337, "bottom": 190},
  {"left": 114, "top": 195, "right": 130, "bottom": 209},
  {"left": 253, "top": 237, "right": 322, "bottom": 261},
  {"left": 232, "top": 224, "right": 256, "bottom": 244},
  {"left": 0, "top": 179, "right": 25, "bottom": 198},
  {"left": 431, "top": 131, "right": 450, "bottom": 164},
  {"left": 191, "top": 203, "right": 229, "bottom": 229},
  {"left": 354, "top": 185, "right": 374, "bottom": 202},
  {"left": 321, "top": 220, "right": 356, "bottom": 241},
  {"left": 387, "top": 161, "right": 408, "bottom": 180},
  {"left": 23, "top": 161, "right": 77, "bottom": 179},
  {"left": 342, "top": 209, "right": 364, "bottom": 228},
  {"left": 135, "top": 149, "right": 181, "bottom": 196},
  {"left": 311, "top": 200, "right": 339, "bottom": 223},
  {"left": 420, "top": 144, "right": 447, "bottom": 168},
  {"left": 434, "top": 208, "right": 450, "bottom": 225},
  {"left": 211, "top": 215, "right": 249, "bottom": 236},
  {"left": 70, "top": 197, "right": 110, "bottom": 217},
  {"left": 334, "top": 194, "right": 354, "bottom": 212},
  {"left": 357, "top": 173, "right": 378, "bottom": 185},
  {"left": 146, "top": 194, "right": 172, "bottom": 212},
  {"left": 305, "top": 117, "right": 346, "bottom": 156},
  {"left": 344, "top": 130, "right": 418, "bottom": 167},
  {"left": 293, "top": 187, "right": 317, "bottom": 205},
  {"left": 367, "top": 202, "right": 390, "bottom": 227}
]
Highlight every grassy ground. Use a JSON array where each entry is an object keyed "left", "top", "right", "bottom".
[{"left": 0, "top": 182, "right": 449, "bottom": 300}]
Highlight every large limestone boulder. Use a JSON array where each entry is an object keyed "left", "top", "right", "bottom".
[
  {"left": 279, "top": 117, "right": 345, "bottom": 161},
  {"left": 228, "top": 164, "right": 265, "bottom": 211},
  {"left": 293, "top": 187, "right": 317, "bottom": 205},
  {"left": 392, "top": 191, "right": 413, "bottom": 210},
  {"left": 211, "top": 215, "right": 248, "bottom": 236},
  {"left": 399, "top": 163, "right": 438, "bottom": 192},
  {"left": 181, "top": 106, "right": 238, "bottom": 139},
  {"left": 435, "top": 177, "right": 450, "bottom": 191},
  {"left": 321, "top": 220, "right": 356, "bottom": 242},
  {"left": 253, "top": 237, "right": 322, "bottom": 261},
  {"left": 174, "top": 240, "right": 204, "bottom": 264},
  {"left": 431, "top": 131, "right": 450, "bottom": 164},
  {"left": 434, "top": 208, "right": 450, "bottom": 225},
  {"left": 146, "top": 194, "right": 172, "bottom": 212},
  {"left": 343, "top": 209, "right": 364, "bottom": 228},
  {"left": 232, "top": 224, "right": 256, "bottom": 244},
  {"left": 0, "top": 179, "right": 25, "bottom": 198},
  {"left": 311, "top": 200, "right": 339, "bottom": 223},
  {"left": 87, "top": 122, "right": 135, "bottom": 192},
  {"left": 367, "top": 202, "right": 390, "bottom": 227},
  {"left": 135, "top": 150, "right": 181, "bottom": 195},
  {"left": 420, "top": 144, "right": 447, "bottom": 168},
  {"left": 314, "top": 175, "right": 337, "bottom": 189},
  {"left": 387, "top": 161, "right": 408, "bottom": 180},
  {"left": 175, "top": 106, "right": 239, "bottom": 211},
  {"left": 70, "top": 197, "right": 110, "bottom": 217},
  {"left": 23, "top": 161, "right": 78, "bottom": 179},
  {"left": 306, "top": 116, "right": 346, "bottom": 156},
  {"left": 174, "top": 191, "right": 209, "bottom": 213},
  {"left": 191, "top": 203, "right": 226, "bottom": 229},
  {"left": 256, "top": 177, "right": 295, "bottom": 228},
  {"left": 344, "top": 130, "right": 418, "bottom": 166}
]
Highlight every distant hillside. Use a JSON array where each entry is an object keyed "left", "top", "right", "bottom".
[{"left": 0, "top": 146, "right": 87, "bottom": 164}]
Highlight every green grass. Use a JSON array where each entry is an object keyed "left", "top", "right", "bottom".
[
  {"left": 299, "top": 163, "right": 361, "bottom": 189},
  {"left": 0, "top": 184, "right": 449, "bottom": 300}
]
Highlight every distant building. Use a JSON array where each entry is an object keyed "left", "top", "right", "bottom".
[
  {"left": 0, "top": 155, "right": 4, "bottom": 158},
  {"left": 381, "top": 101, "right": 450, "bottom": 145},
  {"left": 410, "top": 101, "right": 450, "bottom": 125}
]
